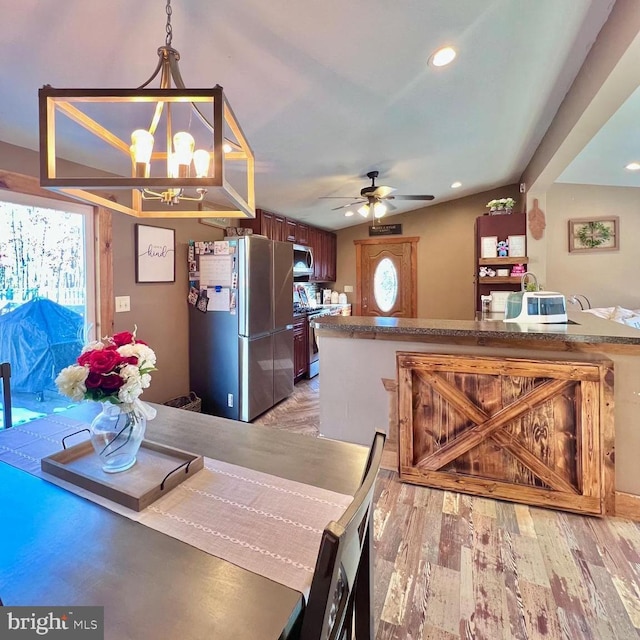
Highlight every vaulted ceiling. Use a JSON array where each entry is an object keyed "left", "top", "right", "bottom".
[{"left": 0, "top": 1, "right": 621, "bottom": 229}]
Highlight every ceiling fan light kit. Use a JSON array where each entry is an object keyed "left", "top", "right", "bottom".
[
  {"left": 325, "top": 170, "right": 434, "bottom": 219},
  {"left": 38, "top": 0, "right": 255, "bottom": 219}
]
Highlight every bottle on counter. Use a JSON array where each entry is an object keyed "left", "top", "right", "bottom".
[{"left": 481, "top": 295, "right": 492, "bottom": 319}]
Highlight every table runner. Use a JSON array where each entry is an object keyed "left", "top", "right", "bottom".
[{"left": 0, "top": 416, "right": 353, "bottom": 598}]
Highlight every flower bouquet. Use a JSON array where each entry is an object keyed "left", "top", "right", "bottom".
[
  {"left": 56, "top": 328, "right": 157, "bottom": 473},
  {"left": 486, "top": 198, "right": 516, "bottom": 214}
]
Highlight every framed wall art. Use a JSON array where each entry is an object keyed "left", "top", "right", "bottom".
[
  {"left": 508, "top": 234, "right": 526, "bottom": 257},
  {"left": 568, "top": 217, "right": 619, "bottom": 253},
  {"left": 135, "top": 224, "right": 176, "bottom": 283},
  {"left": 480, "top": 236, "right": 498, "bottom": 259}
]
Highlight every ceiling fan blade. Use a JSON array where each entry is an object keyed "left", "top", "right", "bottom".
[
  {"left": 389, "top": 195, "right": 435, "bottom": 201},
  {"left": 373, "top": 185, "right": 396, "bottom": 198},
  {"left": 330, "top": 200, "right": 365, "bottom": 211}
]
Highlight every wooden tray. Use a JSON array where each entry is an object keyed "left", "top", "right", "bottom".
[{"left": 41, "top": 439, "right": 204, "bottom": 511}]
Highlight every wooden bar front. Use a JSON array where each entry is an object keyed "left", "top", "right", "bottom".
[{"left": 397, "top": 352, "right": 615, "bottom": 516}]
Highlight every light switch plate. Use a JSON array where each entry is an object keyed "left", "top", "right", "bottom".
[
  {"left": 115, "top": 296, "right": 130, "bottom": 312},
  {"left": 344, "top": 285, "right": 354, "bottom": 293}
]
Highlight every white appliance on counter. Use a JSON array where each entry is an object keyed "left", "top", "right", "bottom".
[{"left": 503, "top": 291, "right": 568, "bottom": 323}]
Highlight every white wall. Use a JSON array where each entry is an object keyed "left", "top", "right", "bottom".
[{"left": 546, "top": 183, "right": 640, "bottom": 309}]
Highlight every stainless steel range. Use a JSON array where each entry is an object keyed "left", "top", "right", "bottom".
[{"left": 306, "top": 308, "right": 331, "bottom": 378}]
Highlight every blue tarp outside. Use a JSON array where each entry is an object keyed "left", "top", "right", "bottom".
[{"left": 0, "top": 299, "right": 84, "bottom": 393}]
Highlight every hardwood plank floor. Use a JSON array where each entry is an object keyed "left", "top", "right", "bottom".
[{"left": 254, "top": 378, "right": 640, "bottom": 639}]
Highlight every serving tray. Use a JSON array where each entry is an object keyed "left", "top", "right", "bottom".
[{"left": 41, "top": 439, "right": 204, "bottom": 511}]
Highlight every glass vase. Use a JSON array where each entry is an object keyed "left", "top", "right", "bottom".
[{"left": 90, "top": 403, "right": 146, "bottom": 473}]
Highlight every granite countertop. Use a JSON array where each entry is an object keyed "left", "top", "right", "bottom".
[{"left": 312, "top": 311, "right": 640, "bottom": 346}]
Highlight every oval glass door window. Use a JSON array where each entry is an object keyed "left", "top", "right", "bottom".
[{"left": 373, "top": 258, "right": 398, "bottom": 312}]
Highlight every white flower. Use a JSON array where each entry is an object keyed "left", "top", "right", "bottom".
[
  {"left": 140, "top": 373, "right": 152, "bottom": 389},
  {"left": 81, "top": 340, "right": 105, "bottom": 354},
  {"left": 55, "top": 365, "right": 89, "bottom": 401},
  {"left": 118, "top": 366, "right": 144, "bottom": 404},
  {"left": 117, "top": 343, "right": 157, "bottom": 368}
]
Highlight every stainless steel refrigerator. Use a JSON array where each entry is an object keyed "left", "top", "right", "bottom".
[{"left": 189, "top": 235, "right": 294, "bottom": 421}]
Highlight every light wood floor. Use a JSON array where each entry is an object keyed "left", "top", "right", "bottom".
[{"left": 254, "top": 378, "right": 640, "bottom": 639}]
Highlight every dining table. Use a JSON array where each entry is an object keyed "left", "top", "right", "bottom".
[{"left": 0, "top": 403, "right": 369, "bottom": 639}]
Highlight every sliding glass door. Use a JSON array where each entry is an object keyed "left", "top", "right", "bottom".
[{"left": 0, "top": 190, "right": 96, "bottom": 426}]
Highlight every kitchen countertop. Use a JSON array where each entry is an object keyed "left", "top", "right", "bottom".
[{"left": 312, "top": 311, "right": 640, "bottom": 347}]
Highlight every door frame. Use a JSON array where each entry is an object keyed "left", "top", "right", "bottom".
[{"left": 354, "top": 236, "right": 420, "bottom": 316}]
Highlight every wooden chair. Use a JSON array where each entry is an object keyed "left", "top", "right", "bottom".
[
  {"left": 0, "top": 362, "right": 11, "bottom": 430},
  {"left": 300, "top": 430, "right": 386, "bottom": 640}
]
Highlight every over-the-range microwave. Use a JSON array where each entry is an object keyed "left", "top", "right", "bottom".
[{"left": 293, "top": 244, "right": 313, "bottom": 277}]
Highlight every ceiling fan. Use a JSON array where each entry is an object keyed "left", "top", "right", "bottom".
[{"left": 321, "top": 171, "right": 435, "bottom": 218}]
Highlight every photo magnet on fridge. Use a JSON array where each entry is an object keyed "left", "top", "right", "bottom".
[
  {"left": 188, "top": 287, "right": 199, "bottom": 306},
  {"left": 196, "top": 289, "right": 209, "bottom": 313}
]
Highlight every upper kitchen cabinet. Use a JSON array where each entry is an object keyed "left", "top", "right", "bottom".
[
  {"left": 240, "top": 210, "right": 336, "bottom": 282},
  {"left": 286, "top": 219, "right": 297, "bottom": 243},
  {"left": 272, "top": 214, "right": 287, "bottom": 242},
  {"left": 311, "top": 228, "right": 336, "bottom": 283},
  {"left": 296, "top": 223, "right": 309, "bottom": 246},
  {"left": 240, "top": 209, "right": 273, "bottom": 237}
]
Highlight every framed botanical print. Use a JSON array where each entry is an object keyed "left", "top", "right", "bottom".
[{"left": 568, "top": 217, "right": 619, "bottom": 253}]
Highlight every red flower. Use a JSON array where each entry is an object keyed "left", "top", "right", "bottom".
[
  {"left": 77, "top": 351, "right": 93, "bottom": 366},
  {"left": 101, "top": 373, "right": 124, "bottom": 391},
  {"left": 111, "top": 331, "right": 135, "bottom": 347},
  {"left": 85, "top": 372, "right": 103, "bottom": 389},
  {"left": 87, "top": 349, "right": 123, "bottom": 375}
]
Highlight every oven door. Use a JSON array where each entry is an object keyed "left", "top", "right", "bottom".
[{"left": 308, "top": 316, "right": 320, "bottom": 378}]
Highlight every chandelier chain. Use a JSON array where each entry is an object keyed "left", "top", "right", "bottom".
[{"left": 165, "top": 0, "right": 173, "bottom": 46}]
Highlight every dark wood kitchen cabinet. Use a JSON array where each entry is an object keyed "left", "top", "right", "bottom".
[
  {"left": 240, "top": 210, "right": 336, "bottom": 282},
  {"left": 293, "top": 316, "right": 308, "bottom": 381},
  {"left": 296, "top": 223, "right": 309, "bottom": 246},
  {"left": 286, "top": 219, "right": 297, "bottom": 243},
  {"left": 312, "top": 229, "right": 336, "bottom": 282},
  {"left": 272, "top": 215, "right": 286, "bottom": 242}
]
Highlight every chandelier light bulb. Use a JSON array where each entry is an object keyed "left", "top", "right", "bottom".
[
  {"left": 130, "top": 129, "right": 154, "bottom": 177},
  {"left": 373, "top": 201, "right": 387, "bottom": 218},
  {"left": 193, "top": 149, "right": 211, "bottom": 178},
  {"left": 358, "top": 204, "right": 369, "bottom": 217},
  {"left": 173, "top": 132, "right": 195, "bottom": 177}
]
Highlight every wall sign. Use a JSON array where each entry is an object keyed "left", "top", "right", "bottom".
[
  {"left": 369, "top": 223, "right": 402, "bottom": 236},
  {"left": 135, "top": 224, "right": 176, "bottom": 283}
]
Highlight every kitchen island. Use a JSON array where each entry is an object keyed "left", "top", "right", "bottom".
[{"left": 314, "top": 312, "right": 640, "bottom": 518}]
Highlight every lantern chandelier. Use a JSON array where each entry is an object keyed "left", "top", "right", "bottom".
[{"left": 38, "top": 0, "right": 255, "bottom": 219}]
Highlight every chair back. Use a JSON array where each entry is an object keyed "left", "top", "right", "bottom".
[
  {"left": 0, "top": 362, "right": 11, "bottom": 430},
  {"left": 300, "top": 430, "right": 385, "bottom": 640}
]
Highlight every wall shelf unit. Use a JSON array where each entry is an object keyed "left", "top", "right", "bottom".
[{"left": 474, "top": 212, "right": 527, "bottom": 313}]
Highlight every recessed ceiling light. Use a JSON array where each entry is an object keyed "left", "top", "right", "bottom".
[
  {"left": 451, "top": 181, "right": 462, "bottom": 189},
  {"left": 429, "top": 46, "right": 457, "bottom": 68},
  {"left": 344, "top": 210, "right": 354, "bottom": 217},
  {"left": 625, "top": 162, "right": 640, "bottom": 171}
]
